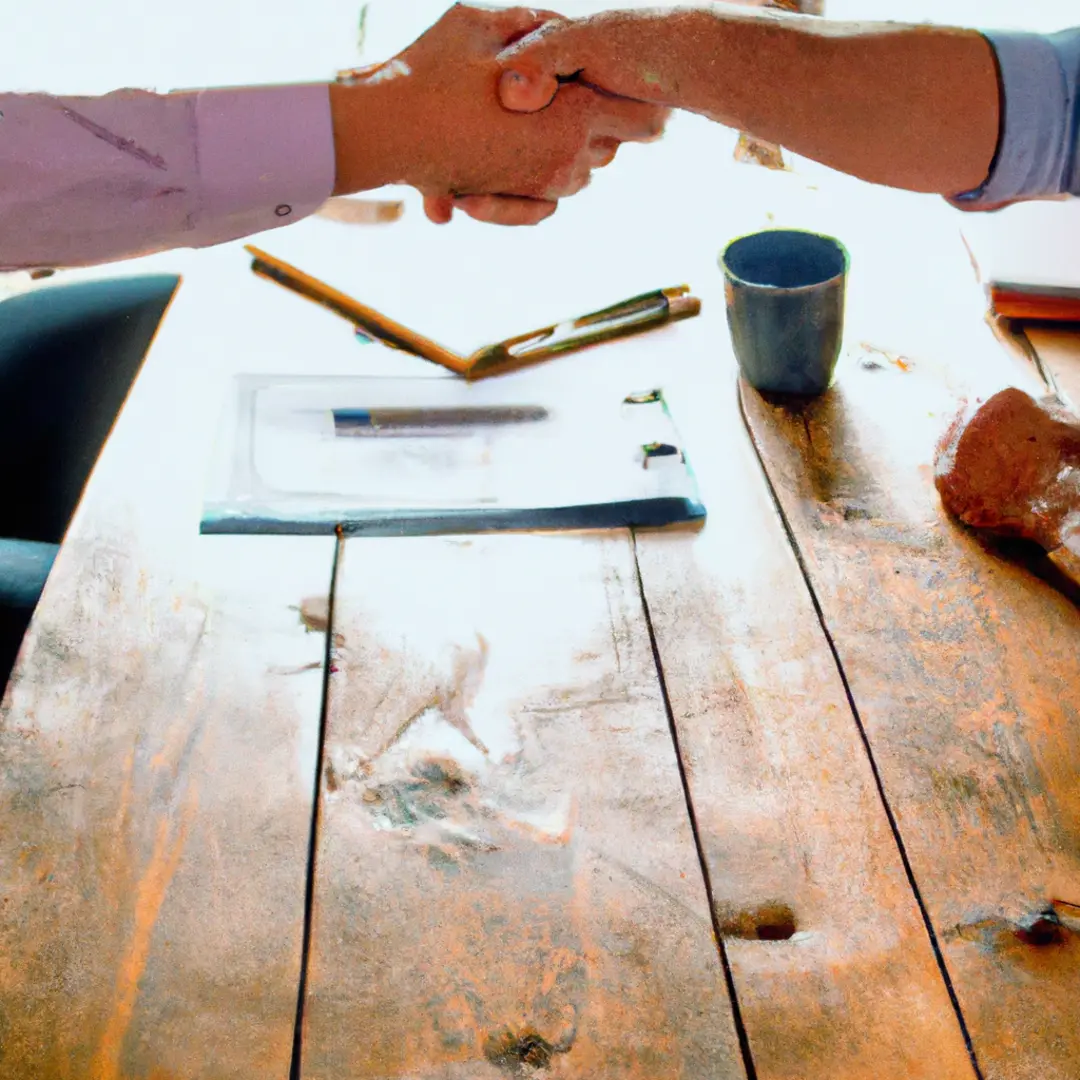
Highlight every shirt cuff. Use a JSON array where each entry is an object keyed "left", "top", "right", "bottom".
[
  {"left": 948, "top": 29, "right": 1080, "bottom": 210},
  {"left": 188, "top": 83, "right": 336, "bottom": 247}
]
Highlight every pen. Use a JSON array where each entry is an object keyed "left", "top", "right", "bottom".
[
  {"left": 245, "top": 245, "right": 470, "bottom": 375},
  {"left": 331, "top": 405, "right": 548, "bottom": 435},
  {"left": 246, "top": 245, "right": 701, "bottom": 380}
]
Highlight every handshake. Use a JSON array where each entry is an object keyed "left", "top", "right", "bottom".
[{"left": 329, "top": 4, "right": 674, "bottom": 227}]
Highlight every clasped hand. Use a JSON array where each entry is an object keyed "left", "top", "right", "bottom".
[{"left": 333, "top": 4, "right": 667, "bottom": 227}]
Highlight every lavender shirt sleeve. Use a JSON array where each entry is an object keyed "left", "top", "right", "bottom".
[
  {"left": 0, "top": 83, "right": 335, "bottom": 270},
  {"left": 950, "top": 28, "right": 1080, "bottom": 210}
]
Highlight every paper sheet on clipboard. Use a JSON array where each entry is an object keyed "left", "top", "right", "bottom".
[{"left": 201, "top": 376, "right": 704, "bottom": 536}]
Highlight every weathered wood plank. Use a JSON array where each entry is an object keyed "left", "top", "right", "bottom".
[
  {"left": 0, "top": 533, "right": 333, "bottom": 1078},
  {"left": 740, "top": 351, "right": 1080, "bottom": 1080},
  {"left": 0, "top": 250, "right": 345, "bottom": 1077},
  {"left": 632, "top": 310, "right": 977, "bottom": 1080},
  {"left": 301, "top": 533, "right": 745, "bottom": 1079}
]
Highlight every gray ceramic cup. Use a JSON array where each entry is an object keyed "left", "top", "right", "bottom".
[{"left": 720, "top": 229, "right": 849, "bottom": 395}]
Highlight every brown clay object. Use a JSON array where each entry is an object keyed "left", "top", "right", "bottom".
[{"left": 935, "top": 387, "right": 1080, "bottom": 582}]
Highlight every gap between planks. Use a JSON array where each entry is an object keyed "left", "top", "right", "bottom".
[
  {"left": 290, "top": 530, "right": 344, "bottom": 1080},
  {"left": 629, "top": 528, "right": 759, "bottom": 1080},
  {"left": 735, "top": 382, "right": 985, "bottom": 1080}
]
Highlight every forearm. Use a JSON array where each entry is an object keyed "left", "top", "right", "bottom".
[{"left": 661, "top": 6, "right": 1000, "bottom": 195}]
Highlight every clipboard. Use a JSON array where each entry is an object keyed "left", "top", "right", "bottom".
[{"left": 201, "top": 376, "right": 705, "bottom": 536}]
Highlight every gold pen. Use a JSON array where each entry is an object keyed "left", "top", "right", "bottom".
[{"left": 245, "top": 246, "right": 701, "bottom": 381}]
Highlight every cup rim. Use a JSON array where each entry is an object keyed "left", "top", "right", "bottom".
[{"left": 719, "top": 228, "right": 850, "bottom": 293}]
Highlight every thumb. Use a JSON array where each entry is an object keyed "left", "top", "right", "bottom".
[
  {"left": 497, "top": 21, "right": 579, "bottom": 113},
  {"left": 498, "top": 68, "right": 559, "bottom": 113}
]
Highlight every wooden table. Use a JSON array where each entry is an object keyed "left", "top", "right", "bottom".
[{"left": 3, "top": 86, "right": 1080, "bottom": 1080}]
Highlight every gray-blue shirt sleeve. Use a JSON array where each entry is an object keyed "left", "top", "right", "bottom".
[{"left": 949, "top": 28, "right": 1080, "bottom": 209}]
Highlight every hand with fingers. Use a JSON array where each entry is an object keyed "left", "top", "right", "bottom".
[
  {"left": 330, "top": 4, "right": 668, "bottom": 227},
  {"left": 489, "top": 5, "right": 1010, "bottom": 204},
  {"left": 496, "top": 9, "right": 694, "bottom": 118}
]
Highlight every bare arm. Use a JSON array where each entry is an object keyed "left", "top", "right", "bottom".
[{"left": 499, "top": 5, "right": 1000, "bottom": 196}]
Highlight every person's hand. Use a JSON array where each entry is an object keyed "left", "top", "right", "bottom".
[
  {"left": 329, "top": 4, "right": 668, "bottom": 226},
  {"left": 494, "top": 6, "right": 1005, "bottom": 202},
  {"left": 495, "top": 10, "right": 699, "bottom": 117}
]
